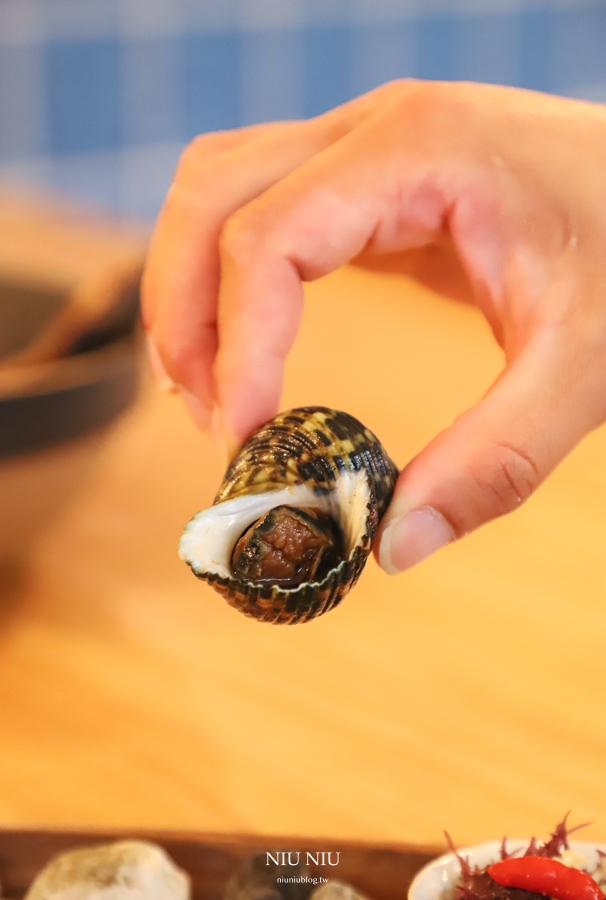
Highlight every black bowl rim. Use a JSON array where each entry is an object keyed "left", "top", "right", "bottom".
[{"left": 0, "top": 337, "right": 140, "bottom": 458}]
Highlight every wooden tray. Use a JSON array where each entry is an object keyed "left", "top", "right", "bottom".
[{"left": 0, "top": 828, "right": 441, "bottom": 899}]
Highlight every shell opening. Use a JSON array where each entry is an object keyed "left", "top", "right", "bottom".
[
  {"left": 178, "top": 471, "right": 371, "bottom": 584},
  {"left": 231, "top": 506, "right": 343, "bottom": 587}
]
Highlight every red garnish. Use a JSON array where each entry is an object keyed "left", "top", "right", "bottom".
[
  {"left": 538, "top": 814, "right": 591, "bottom": 859},
  {"left": 445, "top": 831, "right": 473, "bottom": 878},
  {"left": 487, "top": 857, "right": 604, "bottom": 900},
  {"left": 449, "top": 818, "right": 601, "bottom": 900}
]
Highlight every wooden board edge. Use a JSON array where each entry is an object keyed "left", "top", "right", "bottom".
[{"left": 0, "top": 826, "right": 444, "bottom": 900}]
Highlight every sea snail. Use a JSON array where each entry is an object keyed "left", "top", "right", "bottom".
[{"left": 179, "top": 407, "right": 399, "bottom": 624}]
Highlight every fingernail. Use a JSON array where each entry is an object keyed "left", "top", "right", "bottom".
[
  {"left": 210, "top": 404, "right": 229, "bottom": 458},
  {"left": 378, "top": 506, "right": 455, "bottom": 575},
  {"left": 210, "top": 405, "right": 237, "bottom": 466},
  {"left": 146, "top": 336, "right": 176, "bottom": 393},
  {"left": 219, "top": 409, "right": 242, "bottom": 460},
  {"left": 224, "top": 431, "right": 241, "bottom": 461},
  {"left": 178, "top": 387, "right": 211, "bottom": 429}
]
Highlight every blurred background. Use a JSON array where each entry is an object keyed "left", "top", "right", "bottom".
[
  {"left": 0, "top": 0, "right": 604, "bottom": 860},
  {"left": 1, "top": 0, "right": 606, "bottom": 218}
]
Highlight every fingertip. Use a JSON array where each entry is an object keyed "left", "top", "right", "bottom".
[
  {"left": 376, "top": 518, "right": 402, "bottom": 576},
  {"left": 376, "top": 506, "right": 456, "bottom": 575},
  {"left": 177, "top": 386, "right": 212, "bottom": 430},
  {"left": 216, "top": 358, "right": 284, "bottom": 460},
  {"left": 147, "top": 327, "right": 214, "bottom": 429},
  {"left": 208, "top": 404, "right": 234, "bottom": 466},
  {"left": 146, "top": 334, "right": 176, "bottom": 393}
]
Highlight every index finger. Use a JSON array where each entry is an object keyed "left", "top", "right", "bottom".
[
  {"left": 214, "top": 97, "right": 463, "bottom": 449},
  {"left": 141, "top": 83, "right": 404, "bottom": 424}
]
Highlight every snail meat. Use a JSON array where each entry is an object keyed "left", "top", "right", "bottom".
[{"left": 179, "top": 407, "right": 398, "bottom": 624}]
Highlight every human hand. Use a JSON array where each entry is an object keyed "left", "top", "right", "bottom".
[{"left": 142, "top": 81, "right": 606, "bottom": 574}]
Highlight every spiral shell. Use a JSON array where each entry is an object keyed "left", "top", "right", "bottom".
[{"left": 179, "top": 407, "right": 398, "bottom": 624}]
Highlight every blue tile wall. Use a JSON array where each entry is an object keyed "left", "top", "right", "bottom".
[
  {"left": 0, "top": 0, "right": 604, "bottom": 218},
  {"left": 0, "top": 44, "right": 44, "bottom": 158},
  {"left": 241, "top": 30, "right": 305, "bottom": 124},
  {"left": 454, "top": 15, "right": 519, "bottom": 88},
  {"left": 46, "top": 38, "right": 123, "bottom": 154},
  {"left": 349, "top": 23, "right": 416, "bottom": 98},
  {"left": 519, "top": 9, "right": 554, "bottom": 94},
  {"left": 183, "top": 32, "right": 242, "bottom": 134},
  {"left": 416, "top": 16, "right": 457, "bottom": 83},
  {"left": 124, "top": 38, "right": 184, "bottom": 145},
  {"left": 553, "top": 5, "right": 606, "bottom": 92},
  {"left": 304, "top": 26, "right": 354, "bottom": 118}
]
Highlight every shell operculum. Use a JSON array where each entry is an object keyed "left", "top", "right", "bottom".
[{"left": 179, "top": 407, "right": 398, "bottom": 624}]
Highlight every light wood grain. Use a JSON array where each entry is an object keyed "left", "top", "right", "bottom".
[{"left": 0, "top": 268, "right": 604, "bottom": 849}]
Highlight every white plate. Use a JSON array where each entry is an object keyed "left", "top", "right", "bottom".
[{"left": 409, "top": 839, "right": 606, "bottom": 900}]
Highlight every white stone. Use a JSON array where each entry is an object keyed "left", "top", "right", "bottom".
[
  {"left": 24, "top": 840, "right": 191, "bottom": 900},
  {"left": 311, "top": 882, "right": 369, "bottom": 900}
]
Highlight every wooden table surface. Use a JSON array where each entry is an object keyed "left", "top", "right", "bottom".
[{"left": 1, "top": 267, "right": 604, "bottom": 850}]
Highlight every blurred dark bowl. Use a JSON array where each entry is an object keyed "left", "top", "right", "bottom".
[
  {"left": 0, "top": 186, "right": 147, "bottom": 567},
  {"left": 0, "top": 327, "right": 142, "bottom": 570}
]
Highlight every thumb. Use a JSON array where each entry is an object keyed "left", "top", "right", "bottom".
[{"left": 375, "top": 332, "right": 604, "bottom": 574}]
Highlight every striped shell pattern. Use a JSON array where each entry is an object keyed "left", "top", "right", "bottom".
[{"left": 179, "top": 407, "right": 399, "bottom": 624}]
